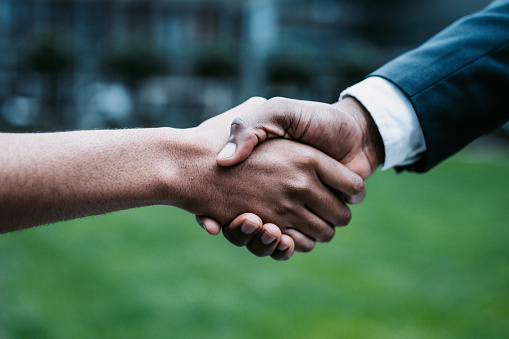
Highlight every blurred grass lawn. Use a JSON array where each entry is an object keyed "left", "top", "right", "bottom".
[{"left": 1, "top": 153, "right": 508, "bottom": 339}]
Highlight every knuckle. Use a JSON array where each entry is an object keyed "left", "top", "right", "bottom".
[
  {"left": 266, "top": 97, "right": 301, "bottom": 129},
  {"left": 298, "top": 150, "right": 322, "bottom": 171},
  {"left": 266, "top": 97, "right": 296, "bottom": 116},
  {"left": 296, "top": 240, "right": 316, "bottom": 253},
  {"left": 267, "top": 96, "right": 287, "bottom": 107},
  {"left": 287, "top": 176, "right": 312, "bottom": 196},
  {"left": 248, "top": 96, "right": 267, "bottom": 105},
  {"left": 272, "top": 199, "right": 292, "bottom": 218},
  {"left": 336, "top": 207, "right": 352, "bottom": 227},
  {"left": 305, "top": 219, "right": 335, "bottom": 243},
  {"left": 298, "top": 146, "right": 316, "bottom": 163},
  {"left": 317, "top": 226, "right": 335, "bottom": 243},
  {"left": 350, "top": 177, "right": 366, "bottom": 197}
]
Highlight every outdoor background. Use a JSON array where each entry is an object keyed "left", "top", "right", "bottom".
[{"left": 0, "top": 0, "right": 508, "bottom": 338}]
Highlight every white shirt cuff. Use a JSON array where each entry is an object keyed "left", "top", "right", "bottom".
[{"left": 339, "top": 77, "right": 426, "bottom": 170}]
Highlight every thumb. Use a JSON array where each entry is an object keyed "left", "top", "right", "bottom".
[
  {"left": 195, "top": 216, "right": 221, "bottom": 236},
  {"left": 216, "top": 117, "right": 263, "bottom": 167}
]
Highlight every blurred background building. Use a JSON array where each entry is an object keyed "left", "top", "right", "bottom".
[{"left": 0, "top": 0, "right": 499, "bottom": 132}]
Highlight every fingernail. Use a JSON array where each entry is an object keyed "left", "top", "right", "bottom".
[
  {"left": 240, "top": 220, "right": 258, "bottom": 235},
  {"left": 261, "top": 231, "right": 276, "bottom": 245},
  {"left": 278, "top": 243, "right": 289, "bottom": 251},
  {"left": 217, "top": 143, "right": 236, "bottom": 160}
]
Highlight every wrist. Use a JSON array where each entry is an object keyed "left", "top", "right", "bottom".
[
  {"left": 356, "top": 98, "right": 385, "bottom": 169},
  {"left": 332, "top": 97, "right": 385, "bottom": 177},
  {"left": 0, "top": 128, "right": 194, "bottom": 230},
  {"left": 156, "top": 127, "right": 218, "bottom": 213}
]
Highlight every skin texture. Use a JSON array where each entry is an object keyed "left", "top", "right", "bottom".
[
  {"left": 199, "top": 96, "right": 384, "bottom": 259},
  {"left": 181, "top": 98, "right": 365, "bottom": 253},
  {"left": 0, "top": 98, "right": 364, "bottom": 261},
  {"left": 0, "top": 128, "right": 169, "bottom": 231},
  {"left": 217, "top": 97, "right": 384, "bottom": 179}
]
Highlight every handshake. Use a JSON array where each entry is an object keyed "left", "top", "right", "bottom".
[
  {"left": 189, "top": 96, "right": 385, "bottom": 260},
  {"left": 2, "top": 2, "right": 505, "bottom": 262},
  {"left": 0, "top": 95, "right": 384, "bottom": 260}
]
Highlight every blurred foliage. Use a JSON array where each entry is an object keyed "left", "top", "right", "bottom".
[
  {"left": 0, "top": 154, "right": 508, "bottom": 338},
  {"left": 18, "top": 31, "right": 75, "bottom": 74},
  {"left": 101, "top": 39, "right": 168, "bottom": 87},
  {"left": 267, "top": 53, "right": 313, "bottom": 86},
  {"left": 193, "top": 42, "right": 239, "bottom": 78},
  {"left": 333, "top": 41, "right": 387, "bottom": 86}
]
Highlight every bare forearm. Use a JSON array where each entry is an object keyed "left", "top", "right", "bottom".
[
  {"left": 0, "top": 128, "right": 181, "bottom": 232},
  {"left": 0, "top": 96, "right": 360, "bottom": 256}
]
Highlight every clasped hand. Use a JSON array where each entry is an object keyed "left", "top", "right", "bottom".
[{"left": 190, "top": 97, "right": 384, "bottom": 260}]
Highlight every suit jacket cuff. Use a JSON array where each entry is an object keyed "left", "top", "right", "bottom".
[{"left": 340, "top": 77, "right": 426, "bottom": 170}]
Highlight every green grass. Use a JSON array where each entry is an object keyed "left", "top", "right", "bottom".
[{"left": 1, "top": 154, "right": 508, "bottom": 339}]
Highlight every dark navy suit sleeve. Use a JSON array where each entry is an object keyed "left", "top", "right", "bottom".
[{"left": 371, "top": 0, "right": 509, "bottom": 172}]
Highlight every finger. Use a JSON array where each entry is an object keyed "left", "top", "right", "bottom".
[
  {"left": 222, "top": 213, "right": 264, "bottom": 247},
  {"left": 270, "top": 234, "right": 295, "bottom": 261},
  {"left": 294, "top": 208, "right": 337, "bottom": 243},
  {"left": 312, "top": 151, "right": 366, "bottom": 205},
  {"left": 284, "top": 228, "right": 316, "bottom": 253},
  {"left": 301, "top": 180, "right": 353, "bottom": 229},
  {"left": 216, "top": 117, "right": 261, "bottom": 166},
  {"left": 196, "top": 216, "right": 221, "bottom": 236},
  {"left": 216, "top": 99, "right": 290, "bottom": 167},
  {"left": 246, "top": 223, "right": 281, "bottom": 257}
]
